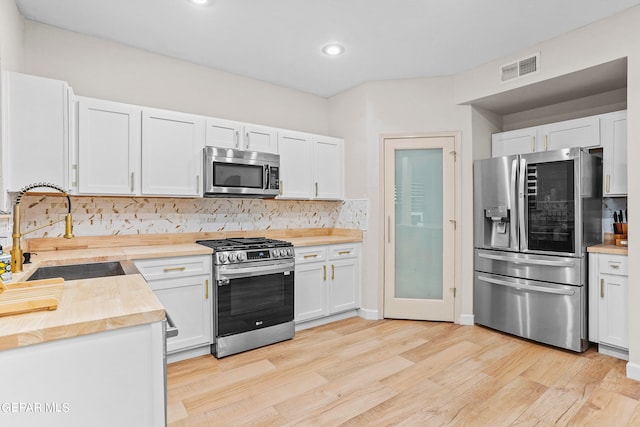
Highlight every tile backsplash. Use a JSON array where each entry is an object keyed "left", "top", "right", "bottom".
[
  {"left": 603, "top": 197, "right": 628, "bottom": 236},
  {"left": 0, "top": 196, "right": 368, "bottom": 242}
]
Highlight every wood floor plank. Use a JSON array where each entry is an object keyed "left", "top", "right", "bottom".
[
  {"left": 568, "top": 387, "right": 639, "bottom": 426},
  {"left": 166, "top": 318, "right": 640, "bottom": 427}
]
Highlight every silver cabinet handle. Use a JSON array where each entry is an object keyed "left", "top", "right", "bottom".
[
  {"left": 478, "top": 275, "right": 575, "bottom": 296},
  {"left": 478, "top": 252, "right": 575, "bottom": 267},
  {"left": 235, "top": 130, "right": 239, "bottom": 148},
  {"left": 245, "top": 132, "right": 250, "bottom": 149},
  {"left": 196, "top": 175, "right": 200, "bottom": 194},
  {"left": 518, "top": 158, "right": 527, "bottom": 251}
]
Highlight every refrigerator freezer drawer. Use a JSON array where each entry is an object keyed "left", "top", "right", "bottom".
[
  {"left": 475, "top": 249, "right": 583, "bottom": 286},
  {"left": 474, "top": 272, "right": 587, "bottom": 352}
]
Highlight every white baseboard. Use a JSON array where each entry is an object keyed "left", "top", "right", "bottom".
[
  {"left": 627, "top": 362, "right": 640, "bottom": 381},
  {"left": 459, "top": 314, "right": 475, "bottom": 326},
  {"left": 358, "top": 308, "right": 379, "bottom": 320}
]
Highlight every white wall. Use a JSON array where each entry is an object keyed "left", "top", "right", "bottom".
[
  {"left": 22, "top": 21, "right": 330, "bottom": 135},
  {"left": 329, "top": 77, "right": 473, "bottom": 321},
  {"left": 0, "top": 0, "right": 24, "bottom": 72},
  {"left": 454, "top": 5, "right": 640, "bottom": 379}
]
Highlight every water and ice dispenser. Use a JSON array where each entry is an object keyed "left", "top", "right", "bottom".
[{"left": 483, "top": 205, "right": 511, "bottom": 248}]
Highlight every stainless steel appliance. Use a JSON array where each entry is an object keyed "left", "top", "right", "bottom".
[
  {"left": 196, "top": 237, "right": 295, "bottom": 358},
  {"left": 474, "top": 147, "right": 601, "bottom": 352},
  {"left": 203, "top": 147, "right": 280, "bottom": 198}
]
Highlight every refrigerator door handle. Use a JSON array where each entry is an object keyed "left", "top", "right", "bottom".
[
  {"left": 477, "top": 275, "right": 575, "bottom": 296},
  {"left": 510, "top": 158, "right": 519, "bottom": 251},
  {"left": 477, "top": 252, "right": 576, "bottom": 267},
  {"left": 518, "top": 158, "right": 527, "bottom": 251}
]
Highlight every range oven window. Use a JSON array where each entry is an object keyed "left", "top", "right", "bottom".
[
  {"left": 526, "top": 160, "right": 575, "bottom": 253},
  {"left": 213, "top": 162, "right": 264, "bottom": 189},
  {"left": 216, "top": 271, "right": 294, "bottom": 337}
]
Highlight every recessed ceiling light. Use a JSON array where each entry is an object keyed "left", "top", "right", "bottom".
[
  {"left": 187, "top": 0, "right": 213, "bottom": 6},
  {"left": 322, "top": 44, "right": 345, "bottom": 56}
]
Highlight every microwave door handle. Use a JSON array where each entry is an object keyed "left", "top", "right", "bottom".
[
  {"left": 518, "top": 158, "right": 527, "bottom": 251},
  {"left": 264, "top": 166, "right": 269, "bottom": 190}
]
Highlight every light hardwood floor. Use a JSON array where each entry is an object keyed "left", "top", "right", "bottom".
[{"left": 167, "top": 317, "right": 640, "bottom": 426}]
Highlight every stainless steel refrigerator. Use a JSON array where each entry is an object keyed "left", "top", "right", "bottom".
[{"left": 473, "top": 147, "right": 601, "bottom": 352}]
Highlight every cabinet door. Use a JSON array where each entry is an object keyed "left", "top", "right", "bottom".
[
  {"left": 540, "top": 116, "right": 600, "bottom": 151},
  {"left": 598, "top": 272, "right": 628, "bottom": 349},
  {"left": 277, "top": 131, "right": 313, "bottom": 199},
  {"left": 77, "top": 97, "right": 141, "bottom": 195},
  {"left": 328, "top": 258, "right": 359, "bottom": 314},
  {"left": 294, "top": 262, "right": 328, "bottom": 322},
  {"left": 150, "top": 275, "right": 212, "bottom": 353},
  {"left": 243, "top": 124, "right": 278, "bottom": 153},
  {"left": 491, "top": 128, "right": 537, "bottom": 157},
  {"left": 3, "top": 72, "right": 70, "bottom": 192},
  {"left": 205, "top": 118, "right": 242, "bottom": 149},
  {"left": 313, "top": 136, "right": 344, "bottom": 200},
  {"left": 601, "top": 111, "right": 627, "bottom": 196},
  {"left": 142, "top": 109, "right": 204, "bottom": 196}
]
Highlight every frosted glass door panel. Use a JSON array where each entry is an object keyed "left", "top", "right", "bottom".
[{"left": 394, "top": 149, "right": 443, "bottom": 299}]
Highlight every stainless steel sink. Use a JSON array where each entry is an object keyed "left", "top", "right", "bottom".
[{"left": 26, "top": 260, "right": 138, "bottom": 281}]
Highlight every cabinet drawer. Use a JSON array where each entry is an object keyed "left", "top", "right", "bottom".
[
  {"left": 134, "top": 255, "right": 211, "bottom": 280},
  {"left": 598, "top": 254, "right": 628, "bottom": 276},
  {"left": 328, "top": 243, "right": 359, "bottom": 260},
  {"left": 295, "top": 246, "right": 327, "bottom": 264}
]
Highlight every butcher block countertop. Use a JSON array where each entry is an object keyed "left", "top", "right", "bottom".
[
  {"left": 0, "top": 229, "right": 362, "bottom": 351},
  {"left": 587, "top": 243, "right": 628, "bottom": 255},
  {"left": 0, "top": 274, "right": 165, "bottom": 351}
]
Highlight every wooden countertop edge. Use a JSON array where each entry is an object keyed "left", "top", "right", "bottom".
[
  {"left": 0, "top": 309, "right": 165, "bottom": 352},
  {"left": 587, "top": 244, "right": 628, "bottom": 255},
  {"left": 24, "top": 228, "right": 363, "bottom": 252}
]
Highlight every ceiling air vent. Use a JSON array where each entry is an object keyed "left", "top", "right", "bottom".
[{"left": 500, "top": 53, "right": 540, "bottom": 83}]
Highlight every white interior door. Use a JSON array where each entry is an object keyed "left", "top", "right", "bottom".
[{"left": 384, "top": 136, "right": 456, "bottom": 321}]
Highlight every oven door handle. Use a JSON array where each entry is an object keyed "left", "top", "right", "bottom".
[{"left": 217, "top": 263, "right": 294, "bottom": 284}]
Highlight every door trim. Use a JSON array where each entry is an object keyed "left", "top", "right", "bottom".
[{"left": 377, "top": 132, "right": 461, "bottom": 322}]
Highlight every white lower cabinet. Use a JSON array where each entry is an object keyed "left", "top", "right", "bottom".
[
  {"left": 294, "top": 243, "right": 360, "bottom": 325},
  {"left": 134, "top": 255, "right": 212, "bottom": 359},
  {"left": 588, "top": 252, "right": 628, "bottom": 360}
]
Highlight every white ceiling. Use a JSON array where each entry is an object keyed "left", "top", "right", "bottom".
[{"left": 14, "top": 0, "right": 640, "bottom": 98}]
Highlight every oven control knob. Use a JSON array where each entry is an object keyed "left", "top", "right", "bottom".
[
  {"left": 286, "top": 248, "right": 293, "bottom": 256},
  {"left": 219, "top": 253, "right": 228, "bottom": 263},
  {"left": 237, "top": 252, "right": 246, "bottom": 262},
  {"left": 228, "top": 253, "right": 237, "bottom": 262},
  {"left": 274, "top": 249, "right": 281, "bottom": 257}
]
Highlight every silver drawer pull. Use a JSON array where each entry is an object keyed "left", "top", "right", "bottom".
[{"left": 164, "top": 266, "right": 186, "bottom": 272}]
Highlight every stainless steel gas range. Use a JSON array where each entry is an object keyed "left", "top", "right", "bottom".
[{"left": 196, "top": 237, "right": 295, "bottom": 358}]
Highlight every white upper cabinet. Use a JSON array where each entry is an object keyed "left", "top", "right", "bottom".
[
  {"left": 205, "top": 119, "right": 278, "bottom": 154},
  {"left": 2, "top": 72, "right": 72, "bottom": 193},
  {"left": 492, "top": 127, "right": 537, "bottom": 157},
  {"left": 492, "top": 114, "right": 602, "bottom": 157},
  {"left": 601, "top": 110, "right": 627, "bottom": 196},
  {"left": 205, "top": 118, "right": 242, "bottom": 149},
  {"left": 243, "top": 124, "right": 278, "bottom": 153},
  {"left": 77, "top": 97, "right": 141, "bottom": 195},
  {"left": 539, "top": 115, "right": 600, "bottom": 151},
  {"left": 313, "top": 136, "right": 344, "bottom": 200},
  {"left": 142, "top": 108, "right": 204, "bottom": 197},
  {"left": 277, "top": 131, "right": 313, "bottom": 199},
  {"left": 77, "top": 98, "right": 204, "bottom": 197}
]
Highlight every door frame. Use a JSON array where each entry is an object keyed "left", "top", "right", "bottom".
[{"left": 377, "top": 132, "right": 462, "bottom": 322}]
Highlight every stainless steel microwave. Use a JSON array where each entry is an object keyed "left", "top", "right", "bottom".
[{"left": 203, "top": 147, "right": 280, "bottom": 198}]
